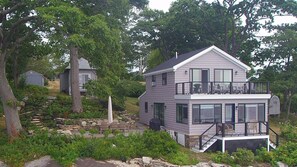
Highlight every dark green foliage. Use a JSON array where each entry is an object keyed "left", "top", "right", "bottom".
[
  {"left": 120, "top": 80, "right": 145, "bottom": 98},
  {"left": 231, "top": 148, "right": 255, "bottom": 166},
  {"left": 43, "top": 94, "right": 106, "bottom": 121},
  {"left": 255, "top": 147, "right": 276, "bottom": 165},
  {"left": 24, "top": 85, "right": 49, "bottom": 96},
  {"left": 0, "top": 130, "right": 193, "bottom": 167},
  {"left": 211, "top": 151, "right": 234, "bottom": 165},
  {"left": 280, "top": 123, "right": 297, "bottom": 142},
  {"left": 274, "top": 142, "right": 297, "bottom": 166}
]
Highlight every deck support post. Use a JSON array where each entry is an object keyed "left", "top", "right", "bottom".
[{"left": 245, "top": 122, "right": 248, "bottom": 136}]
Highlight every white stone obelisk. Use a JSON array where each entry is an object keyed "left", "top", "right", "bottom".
[{"left": 108, "top": 96, "right": 113, "bottom": 124}]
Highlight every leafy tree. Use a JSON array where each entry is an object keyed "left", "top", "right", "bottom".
[
  {"left": 256, "top": 28, "right": 297, "bottom": 118},
  {"left": 0, "top": 1, "right": 44, "bottom": 138}
]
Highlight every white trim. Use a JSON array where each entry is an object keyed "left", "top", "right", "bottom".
[
  {"left": 174, "top": 94, "right": 271, "bottom": 100},
  {"left": 216, "top": 135, "right": 269, "bottom": 141},
  {"left": 173, "top": 45, "right": 251, "bottom": 72},
  {"left": 143, "top": 68, "right": 173, "bottom": 77},
  {"left": 138, "top": 91, "right": 146, "bottom": 100}
]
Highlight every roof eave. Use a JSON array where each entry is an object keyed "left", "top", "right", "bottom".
[{"left": 143, "top": 68, "right": 174, "bottom": 77}]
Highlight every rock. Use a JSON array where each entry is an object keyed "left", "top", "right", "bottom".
[
  {"left": 277, "top": 162, "right": 288, "bottom": 167},
  {"left": 142, "top": 157, "right": 152, "bottom": 165},
  {"left": 61, "top": 130, "right": 72, "bottom": 135},
  {"left": 81, "top": 121, "right": 87, "bottom": 127},
  {"left": 24, "top": 156, "right": 52, "bottom": 167},
  {"left": 211, "top": 162, "right": 227, "bottom": 167},
  {"left": 91, "top": 122, "right": 97, "bottom": 126},
  {"left": 196, "top": 162, "right": 211, "bottom": 167},
  {"left": 0, "top": 161, "right": 8, "bottom": 167}
]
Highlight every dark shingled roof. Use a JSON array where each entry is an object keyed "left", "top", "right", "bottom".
[{"left": 145, "top": 47, "right": 209, "bottom": 74}]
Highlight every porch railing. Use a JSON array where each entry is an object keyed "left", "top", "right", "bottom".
[
  {"left": 198, "top": 122, "right": 279, "bottom": 150},
  {"left": 176, "top": 81, "right": 270, "bottom": 95}
]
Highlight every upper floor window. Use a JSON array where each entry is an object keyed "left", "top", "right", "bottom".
[
  {"left": 162, "top": 73, "right": 167, "bottom": 85},
  {"left": 152, "top": 75, "right": 156, "bottom": 86},
  {"left": 176, "top": 104, "right": 188, "bottom": 124},
  {"left": 214, "top": 69, "right": 232, "bottom": 82}
]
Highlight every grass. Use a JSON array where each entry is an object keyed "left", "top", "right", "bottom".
[
  {"left": 0, "top": 117, "right": 5, "bottom": 130},
  {"left": 125, "top": 97, "right": 139, "bottom": 115},
  {"left": 46, "top": 80, "right": 60, "bottom": 96}
]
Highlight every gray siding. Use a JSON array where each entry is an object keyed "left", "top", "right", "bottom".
[
  {"left": 25, "top": 71, "right": 44, "bottom": 86},
  {"left": 175, "top": 50, "right": 246, "bottom": 83},
  {"left": 60, "top": 69, "right": 96, "bottom": 94},
  {"left": 139, "top": 72, "right": 189, "bottom": 134},
  {"left": 188, "top": 99, "right": 269, "bottom": 135},
  {"left": 60, "top": 70, "right": 69, "bottom": 93}
]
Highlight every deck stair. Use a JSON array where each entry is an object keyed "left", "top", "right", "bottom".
[{"left": 192, "top": 135, "right": 217, "bottom": 153}]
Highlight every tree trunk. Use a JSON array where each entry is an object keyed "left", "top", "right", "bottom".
[
  {"left": 13, "top": 54, "right": 19, "bottom": 87},
  {"left": 70, "top": 45, "right": 83, "bottom": 113},
  {"left": 0, "top": 53, "right": 22, "bottom": 138},
  {"left": 286, "top": 92, "right": 292, "bottom": 121}
]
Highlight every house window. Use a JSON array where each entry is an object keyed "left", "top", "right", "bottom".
[
  {"left": 214, "top": 69, "right": 232, "bottom": 82},
  {"left": 152, "top": 75, "right": 156, "bottom": 86},
  {"left": 79, "top": 74, "right": 91, "bottom": 88},
  {"left": 192, "top": 104, "right": 222, "bottom": 124},
  {"left": 145, "top": 102, "right": 148, "bottom": 113},
  {"left": 162, "top": 73, "right": 167, "bottom": 85},
  {"left": 238, "top": 103, "right": 266, "bottom": 122},
  {"left": 176, "top": 104, "right": 188, "bottom": 124}
]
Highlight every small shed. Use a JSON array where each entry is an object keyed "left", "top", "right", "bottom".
[
  {"left": 269, "top": 95, "right": 281, "bottom": 115},
  {"left": 60, "top": 58, "right": 97, "bottom": 95},
  {"left": 23, "top": 70, "right": 45, "bottom": 86}
]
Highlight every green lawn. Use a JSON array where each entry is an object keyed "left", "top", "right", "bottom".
[
  {"left": 125, "top": 97, "right": 139, "bottom": 115},
  {"left": 0, "top": 117, "right": 4, "bottom": 130}
]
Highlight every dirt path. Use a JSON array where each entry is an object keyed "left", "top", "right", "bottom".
[{"left": 47, "top": 80, "right": 60, "bottom": 96}]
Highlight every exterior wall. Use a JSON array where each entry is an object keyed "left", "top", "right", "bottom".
[
  {"left": 139, "top": 72, "right": 190, "bottom": 134},
  {"left": 25, "top": 72, "right": 44, "bottom": 86},
  {"left": 175, "top": 50, "right": 246, "bottom": 83},
  {"left": 188, "top": 99, "right": 269, "bottom": 135},
  {"left": 60, "top": 70, "right": 69, "bottom": 93},
  {"left": 61, "top": 69, "right": 96, "bottom": 94}
]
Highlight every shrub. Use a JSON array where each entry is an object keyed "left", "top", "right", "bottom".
[
  {"left": 232, "top": 148, "right": 255, "bottom": 166},
  {"left": 280, "top": 123, "right": 297, "bottom": 142},
  {"left": 211, "top": 151, "right": 234, "bottom": 165},
  {"left": 24, "top": 85, "right": 49, "bottom": 97},
  {"left": 119, "top": 80, "right": 145, "bottom": 98},
  {"left": 255, "top": 147, "right": 276, "bottom": 165},
  {"left": 274, "top": 141, "right": 297, "bottom": 166}
]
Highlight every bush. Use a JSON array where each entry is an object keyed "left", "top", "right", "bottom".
[
  {"left": 0, "top": 130, "right": 193, "bottom": 167},
  {"left": 280, "top": 123, "right": 297, "bottom": 142},
  {"left": 211, "top": 151, "right": 234, "bottom": 165},
  {"left": 274, "top": 141, "right": 297, "bottom": 166},
  {"left": 24, "top": 85, "right": 49, "bottom": 97},
  {"left": 255, "top": 147, "right": 276, "bottom": 165},
  {"left": 119, "top": 80, "right": 145, "bottom": 98},
  {"left": 232, "top": 148, "right": 255, "bottom": 166}
]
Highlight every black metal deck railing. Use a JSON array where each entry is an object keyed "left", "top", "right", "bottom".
[
  {"left": 176, "top": 81, "right": 270, "bottom": 95},
  {"left": 199, "top": 121, "right": 278, "bottom": 150}
]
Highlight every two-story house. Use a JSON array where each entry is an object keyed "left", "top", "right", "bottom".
[{"left": 139, "top": 45, "right": 278, "bottom": 153}]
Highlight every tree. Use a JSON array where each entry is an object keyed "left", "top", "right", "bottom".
[{"left": 0, "top": 1, "right": 43, "bottom": 138}]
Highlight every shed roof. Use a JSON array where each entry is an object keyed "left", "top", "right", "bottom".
[
  {"left": 24, "top": 70, "right": 44, "bottom": 76},
  {"left": 66, "top": 58, "right": 93, "bottom": 70}
]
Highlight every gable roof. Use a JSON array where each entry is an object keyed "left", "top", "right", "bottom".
[
  {"left": 24, "top": 70, "right": 44, "bottom": 77},
  {"left": 144, "top": 45, "right": 251, "bottom": 76},
  {"left": 66, "top": 58, "right": 94, "bottom": 70}
]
